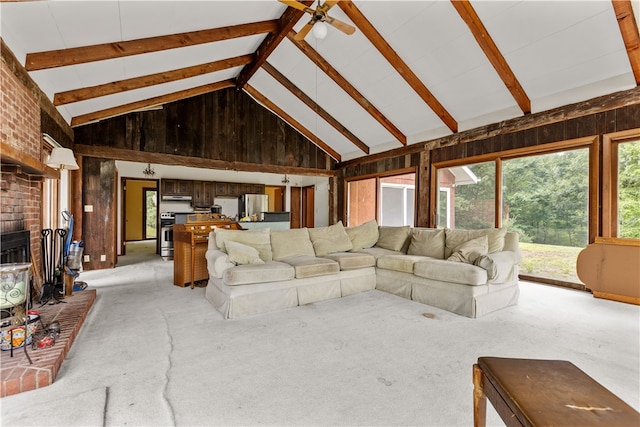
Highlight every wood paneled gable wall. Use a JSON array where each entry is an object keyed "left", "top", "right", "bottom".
[{"left": 74, "top": 87, "right": 337, "bottom": 172}]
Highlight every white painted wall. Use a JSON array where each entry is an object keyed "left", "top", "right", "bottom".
[{"left": 115, "top": 161, "right": 330, "bottom": 254}]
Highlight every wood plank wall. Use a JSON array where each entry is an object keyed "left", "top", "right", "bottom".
[
  {"left": 81, "top": 157, "right": 117, "bottom": 270},
  {"left": 73, "top": 87, "right": 337, "bottom": 171}
]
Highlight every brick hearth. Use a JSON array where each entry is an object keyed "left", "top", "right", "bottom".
[{"left": 1, "top": 290, "right": 96, "bottom": 397}]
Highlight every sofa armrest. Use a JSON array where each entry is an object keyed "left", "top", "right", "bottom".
[
  {"left": 475, "top": 250, "right": 521, "bottom": 282},
  {"left": 205, "top": 249, "right": 235, "bottom": 279}
]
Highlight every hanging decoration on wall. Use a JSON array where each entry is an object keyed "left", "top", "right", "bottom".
[{"left": 142, "top": 163, "right": 156, "bottom": 177}]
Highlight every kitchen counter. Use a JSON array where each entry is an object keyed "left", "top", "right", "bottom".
[{"left": 239, "top": 221, "right": 290, "bottom": 230}]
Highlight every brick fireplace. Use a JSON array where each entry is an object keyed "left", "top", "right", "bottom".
[{"left": 1, "top": 48, "right": 45, "bottom": 273}]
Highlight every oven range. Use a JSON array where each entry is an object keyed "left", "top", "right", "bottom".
[{"left": 160, "top": 212, "right": 175, "bottom": 260}]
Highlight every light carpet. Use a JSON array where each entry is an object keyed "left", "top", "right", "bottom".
[{"left": 1, "top": 252, "right": 638, "bottom": 426}]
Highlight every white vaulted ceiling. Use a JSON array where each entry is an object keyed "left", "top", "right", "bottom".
[{"left": 1, "top": 1, "right": 638, "bottom": 162}]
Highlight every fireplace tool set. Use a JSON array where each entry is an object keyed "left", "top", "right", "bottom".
[{"left": 39, "top": 228, "right": 67, "bottom": 305}]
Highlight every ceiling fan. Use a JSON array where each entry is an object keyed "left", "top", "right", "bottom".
[{"left": 280, "top": 0, "right": 356, "bottom": 40}]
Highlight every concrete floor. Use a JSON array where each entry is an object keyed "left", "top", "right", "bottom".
[{"left": 1, "top": 249, "right": 638, "bottom": 426}]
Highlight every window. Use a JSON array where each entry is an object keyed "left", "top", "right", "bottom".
[
  {"left": 604, "top": 131, "right": 640, "bottom": 240},
  {"left": 437, "top": 162, "right": 494, "bottom": 229},
  {"left": 432, "top": 137, "right": 596, "bottom": 286},
  {"left": 346, "top": 171, "right": 416, "bottom": 227},
  {"left": 502, "top": 149, "right": 589, "bottom": 283},
  {"left": 380, "top": 174, "right": 415, "bottom": 226}
]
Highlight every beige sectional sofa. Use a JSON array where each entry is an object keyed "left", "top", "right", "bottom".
[{"left": 204, "top": 220, "right": 521, "bottom": 319}]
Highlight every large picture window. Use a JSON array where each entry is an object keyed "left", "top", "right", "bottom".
[{"left": 433, "top": 138, "right": 596, "bottom": 286}]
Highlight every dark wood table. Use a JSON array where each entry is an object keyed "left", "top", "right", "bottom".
[{"left": 473, "top": 357, "right": 640, "bottom": 427}]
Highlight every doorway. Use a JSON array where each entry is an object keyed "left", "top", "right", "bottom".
[
  {"left": 290, "top": 185, "right": 315, "bottom": 228},
  {"left": 122, "top": 178, "right": 158, "bottom": 256}
]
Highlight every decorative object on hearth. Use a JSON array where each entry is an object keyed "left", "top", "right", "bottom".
[
  {"left": 0, "top": 262, "right": 34, "bottom": 362},
  {"left": 142, "top": 163, "right": 156, "bottom": 177},
  {"left": 280, "top": 0, "right": 356, "bottom": 40},
  {"left": 282, "top": 174, "right": 290, "bottom": 185}
]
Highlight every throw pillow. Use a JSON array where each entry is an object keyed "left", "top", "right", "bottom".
[
  {"left": 474, "top": 255, "right": 497, "bottom": 280},
  {"left": 215, "top": 228, "right": 273, "bottom": 261},
  {"left": 447, "top": 235, "right": 488, "bottom": 264},
  {"left": 225, "top": 241, "right": 265, "bottom": 265},
  {"left": 407, "top": 228, "right": 445, "bottom": 259},
  {"left": 346, "top": 219, "right": 379, "bottom": 251},
  {"left": 270, "top": 228, "right": 316, "bottom": 260},
  {"left": 375, "top": 226, "right": 411, "bottom": 252},
  {"left": 308, "top": 221, "right": 353, "bottom": 256},
  {"left": 444, "top": 228, "right": 507, "bottom": 258}
]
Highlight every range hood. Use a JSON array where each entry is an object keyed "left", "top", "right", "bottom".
[{"left": 162, "top": 195, "right": 192, "bottom": 201}]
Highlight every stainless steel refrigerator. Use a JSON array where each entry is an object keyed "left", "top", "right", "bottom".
[{"left": 238, "top": 194, "right": 269, "bottom": 220}]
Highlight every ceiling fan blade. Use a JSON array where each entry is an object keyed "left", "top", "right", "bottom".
[
  {"left": 325, "top": 16, "right": 356, "bottom": 35},
  {"left": 279, "top": 0, "right": 315, "bottom": 15},
  {"left": 294, "top": 19, "right": 315, "bottom": 41}
]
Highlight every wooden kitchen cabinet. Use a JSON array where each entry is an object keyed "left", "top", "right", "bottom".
[
  {"left": 215, "top": 182, "right": 228, "bottom": 195},
  {"left": 192, "top": 180, "right": 216, "bottom": 207},
  {"left": 227, "top": 182, "right": 240, "bottom": 196},
  {"left": 161, "top": 179, "right": 193, "bottom": 197}
]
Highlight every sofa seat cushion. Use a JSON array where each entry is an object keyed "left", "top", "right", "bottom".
[
  {"left": 355, "top": 247, "right": 404, "bottom": 259},
  {"left": 281, "top": 256, "right": 340, "bottom": 279},
  {"left": 223, "top": 261, "right": 295, "bottom": 286},
  {"left": 322, "top": 252, "right": 375, "bottom": 270},
  {"left": 413, "top": 258, "right": 487, "bottom": 286},
  {"left": 377, "top": 254, "right": 433, "bottom": 273}
]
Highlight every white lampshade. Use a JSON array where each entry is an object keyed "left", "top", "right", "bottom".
[
  {"left": 312, "top": 21, "right": 328, "bottom": 39},
  {"left": 46, "top": 147, "right": 79, "bottom": 170}
]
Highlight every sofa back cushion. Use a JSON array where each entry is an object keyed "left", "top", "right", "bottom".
[
  {"left": 407, "top": 228, "right": 445, "bottom": 259},
  {"left": 215, "top": 228, "right": 273, "bottom": 261},
  {"left": 345, "top": 219, "right": 379, "bottom": 251},
  {"left": 444, "top": 228, "right": 507, "bottom": 258},
  {"left": 270, "top": 228, "right": 316, "bottom": 260},
  {"left": 376, "top": 226, "right": 411, "bottom": 252},
  {"left": 308, "top": 221, "right": 353, "bottom": 256},
  {"left": 447, "top": 235, "right": 488, "bottom": 264}
]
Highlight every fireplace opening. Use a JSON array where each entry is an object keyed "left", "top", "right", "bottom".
[{"left": 0, "top": 230, "right": 30, "bottom": 265}]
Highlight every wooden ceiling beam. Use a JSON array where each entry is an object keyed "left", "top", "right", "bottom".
[
  {"left": 244, "top": 84, "right": 342, "bottom": 161},
  {"left": 236, "top": 0, "right": 315, "bottom": 89},
  {"left": 287, "top": 31, "right": 407, "bottom": 145},
  {"left": 54, "top": 54, "right": 254, "bottom": 106},
  {"left": 73, "top": 144, "right": 336, "bottom": 177},
  {"left": 338, "top": 0, "right": 458, "bottom": 133},
  {"left": 262, "top": 61, "right": 370, "bottom": 154},
  {"left": 25, "top": 20, "right": 278, "bottom": 71},
  {"left": 612, "top": 0, "right": 640, "bottom": 84},
  {"left": 451, "top": 0, "right": 531, "bottom": 114},
  {"left": 71, "top": 79, "right": 236, "bottom": 127}
]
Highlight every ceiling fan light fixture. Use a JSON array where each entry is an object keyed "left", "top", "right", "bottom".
[{"left": 312, "top": 20, "right": 328, "bottom": 39}]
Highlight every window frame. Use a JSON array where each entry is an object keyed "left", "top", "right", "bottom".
[
  {"left": 602, "top": 129, "right": 640, "bottom": 242},
  {"left": 344, "top": 167, "right": 417, "bottom": 227}
]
